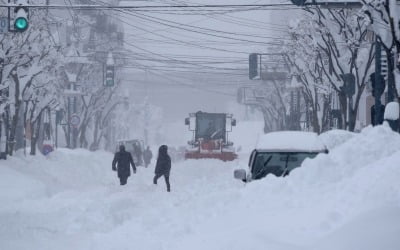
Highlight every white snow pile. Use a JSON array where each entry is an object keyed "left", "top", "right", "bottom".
[
  {"left": 1, "top": 124, "right": 400, "bottom": 250},
  {"left": 384, "top": 101, "right": 400, "bottom": 120},
  {"left": 318, "top": 129, "right": 356, "bottom": 150},
  {"left": 0, "top": 149, "right": 115, "bottom": 200}
]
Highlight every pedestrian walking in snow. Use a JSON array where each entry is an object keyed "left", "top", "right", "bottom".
[
  {"left": 143, "top": 146, "right": 153, "bottom": 168},
  {"left": 112, "top": 145, "right": 136, "bottom": 185},
  {"left": 153, "top": 145, "right": 171, "bottom": 192}
]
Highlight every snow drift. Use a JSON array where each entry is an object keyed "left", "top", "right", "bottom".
[{"left": 0, "top": 124, "right": 399, "bottom": 250}]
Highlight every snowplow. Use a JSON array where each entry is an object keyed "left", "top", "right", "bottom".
[{"left": 184, "top": 111, "right": 238, "bottom": 161}]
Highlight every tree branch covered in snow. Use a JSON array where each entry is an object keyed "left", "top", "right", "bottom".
[
  {"left": 284, "top": 7, "right": 375, "bottom": 131},
  {"left": 0, "top": 3, "right": 65, "bottom": 155},
  {"left": 56, "top": 5, "right": 127, "bottom": 151},
  {"left": 362, "top": 0, "right": 400, "bottom": 100}
]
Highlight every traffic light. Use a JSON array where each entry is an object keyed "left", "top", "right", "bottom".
[
  {"left": 370, "top": 72, "right": 385, "bottom": 98},
  {"left": 105, "top": 65, "right": 114, "bottom": 87},
  {"left": 55, "top": 110, "right": 64, "bottom": 125},
  {"left": 14, "top": 0, "right": 29, "bottom": 32},
  {"left": 370, "top": 104, "right": 385, "bottom": 126},
  {"left": 340, "top": 73, "right": 355, "bottom": 97},
  {"left": 381, "top": 51, "right": 388, "bottom": 81},
  {"left": 249, "top": 53, "right": 259, "bottom": 80}
]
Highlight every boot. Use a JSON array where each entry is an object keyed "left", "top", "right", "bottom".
[{"left": 153, "top": 176, "right": 157, "bottom": 185}]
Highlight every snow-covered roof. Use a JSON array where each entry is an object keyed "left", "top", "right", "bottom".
[{"left": 256, "top": 131, "right": 327, "bottom": 152}]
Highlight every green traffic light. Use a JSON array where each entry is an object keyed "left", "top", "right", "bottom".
[{"left": 14, "top": 17, "right": 28, "bottom": 31}]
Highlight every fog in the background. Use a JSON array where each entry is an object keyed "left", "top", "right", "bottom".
[{"left": 118, "top": 0, "right": 301, "bottom": 124}]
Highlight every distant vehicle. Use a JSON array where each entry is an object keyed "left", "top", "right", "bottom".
[
  {"left": 234, "top": 131, "right": 328, "bottom": 182},
  {"left": 116, "top": 139, "right": 145, "bottom": 166},
  {"left": 184, "top": 111, "right": 237, "bottom": 161}
]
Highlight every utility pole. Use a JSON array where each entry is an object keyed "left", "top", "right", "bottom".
[
  {"left": 375, "top": 40, "right": 382, "bottom": 126},
  {"left": 0, "top": 115, "right": 7, "bottom": 159},
  {"left": 144, "top": 70, "right": 149, "bottom": 147},
  {"left": 386, "top": 50, "right": 396, "bottom": 102},
  {"left": 72, "top": 82, "right": 77, "bottom": 148},
  {"left": 67, "top": 85, "right": 71, "bottom": 148},
  {"left": 55, "top": 108, "right": 59, "bottom": 149},
  {"left": 372, "top": 40, "right": 386, "bottom": 126}
]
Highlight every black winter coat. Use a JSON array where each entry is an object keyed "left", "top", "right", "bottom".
[
  {"left": 155, "top": 154, "right": 171, "bottom": 176},
  {"left": 112, "top": 151, "right": 136, "bottom": 178}
]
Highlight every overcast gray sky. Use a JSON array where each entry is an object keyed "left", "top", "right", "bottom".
[{"left": 116, "top": 0, "right": 301, "bottom": 122}]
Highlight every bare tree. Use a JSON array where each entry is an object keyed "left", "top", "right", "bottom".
[
  {"left": 362, "top": 0, "right": 400, "bottom": 101},
  {"left": 285, "top": 7, "right": 375, "bottom": 131},
  {"left": 0, "top": 7, "right": 63, "bottom": 155}
]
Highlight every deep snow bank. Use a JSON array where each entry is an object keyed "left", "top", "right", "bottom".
[
  {"left": 0, "top": 124, "right": 399, "bottom": 250},
  {"left": 244, "top": 124, "right": 400, "bottom": 249},
  {"left": 0, "top": 149, "right": 115, "bottom": 199},
  {"left": 318, "top": 129, "right": 356, "bottom": 150}
]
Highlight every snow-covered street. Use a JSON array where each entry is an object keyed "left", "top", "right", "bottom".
[
  {"left": 1, "top": 124, "right": 400, "bottom": 250},
  {"left": 1, "top": 1, "right": 400, "bottom": 249}
]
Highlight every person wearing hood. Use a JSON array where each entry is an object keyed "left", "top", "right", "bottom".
[
  {"left": 153, "top": 145, "right": 171, "bottom": 192},
  {"left": 112, "top": 144, "right": 136, "bottom": 185}
]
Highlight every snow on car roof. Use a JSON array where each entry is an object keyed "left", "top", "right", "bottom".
[{"left": 256, "top": 131, "right": 327, "bottom": 152}]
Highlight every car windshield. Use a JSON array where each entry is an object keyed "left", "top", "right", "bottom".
[
  {"left": 196, "top": 114, "right": 226, "bottom": 140},
  {"left": 251, "top": 152, "right": 319, "bottom": 180}
]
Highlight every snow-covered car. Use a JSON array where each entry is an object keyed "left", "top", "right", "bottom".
[{"left": 234, "top": 131, "right": 328, "bottom": 182}]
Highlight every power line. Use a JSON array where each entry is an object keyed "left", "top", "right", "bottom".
[
  {"left": 120, "top": 61, "right": 238, "bottom": 96},
  {"left": 158, "top": 0, "right": 290, "bottom": 31},
  {"left": 109, "top": 13, "right": 254, "bottom": 54},
  {"left": 50, "top": 1, "right": 291, "bottom": 78},
  {"left": 0, "top": 3, "right": 298, "bottom": 10},
  {"left": 116, "top": 9, "right": 285, "bottom": 46},
  {"left": 83, "top": 2, "right": 278, "bottom": 55},
  {"left": 61, "top": 12, "right": 249, "bottom": 73},
  {"left": 124, "top": 11, "right": 288, "bottom": 41},
  {"left": 58, "top": 8, "right": 244, "bottom": 72}
]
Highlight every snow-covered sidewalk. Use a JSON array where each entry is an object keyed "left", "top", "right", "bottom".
[{"left": 1, "top": 125, "right": 400, "bottom": 250}]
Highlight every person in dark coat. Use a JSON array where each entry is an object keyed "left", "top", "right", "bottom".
[
  {"left": 153, "top": 145, "right": 171, "bottom": 192},
  {"left": 143, "top": 146, "right": 153, "bottom": 168},
  {"left": 112, "top": 145, "right": 136, "bottom": 185}
]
